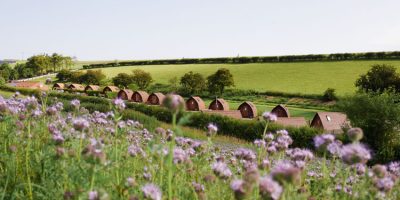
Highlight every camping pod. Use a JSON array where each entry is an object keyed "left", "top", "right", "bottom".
[
  {"left": 117, "top": 89, "right": 134, "bottom": 100},
  {"left": 103, "top": 86, "right": 120, "bottom": 94},
  {"left": 147, "top": 92, "right": 165, "bottom": 105},
  {"left": 186, "top": 96, "right": 206, "bottom": 111},
  {"left": 208, "top": 98, "right": 229, "bottom": 111},
  {"left": 84, "top": 85, "right": 100, "bottom": 92},
  {"left": 237, "top": 101, "right": 257, "bottom": 118},
  {"left": 132, "top": 91, "right": 149, "bottom": 103},
  {"left": 271, "top": 104, "right": 290, "bottom": 117},
  {"left": 310, "top": 112, "right": 349, "bottom": 134},
  {"left": 52, "top": 83, "right": 65, "bottom": 90},
  {"left": 68, "top": 84, "right": 85, "bottom": 91}
]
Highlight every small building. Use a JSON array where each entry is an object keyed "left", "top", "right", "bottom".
[
  {"left": 103, "top": 86, "right": 120, "bottom": 94},
  {"left": 68, "top": 84, "right": 85, "bottom": 91},
  {"left": 271, "top": 104, "right": 290, "bottom": 117},
  {"left": 8, "top": 81, "right": 49, "bottom": 91},
  {"left": 237, "top": 101, "right": 257, "bottom": 118},
  {"left": 147, "top": 92, "right": 166, "bottom": 105},
  {"left": 310, "top": 112, "right": 349, "bottom": 134},
  {"left": 132, "top": 91, "right": 149, "bottom": 103},
  {"left": 202, "top": 110, "right": 242, "bottom": 119},
  {"left": 275, "top": 117, "right": 308, "bottom": 128},
  {"left": 117, "top": 89, "right": 134, "bottom": 100},
  {"left": 209, "top": 98, "right": 229, "bottom": 111},
  {"left": 52, "top": 83, "right": 65, "bottom": 90},
  {"left": 186, "top": 96, "right": 206, "bottom": 111},
  {"left": 85, "top": 85, "right": 100, "bottom": 92}
]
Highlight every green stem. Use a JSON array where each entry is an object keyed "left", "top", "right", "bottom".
[{"left": 262, "top": 121, "right": 269, "bottom": 139}]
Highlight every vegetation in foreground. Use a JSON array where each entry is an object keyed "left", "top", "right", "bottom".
[{"left": 0, "top": 94, "right": 399, "bottom": 199}]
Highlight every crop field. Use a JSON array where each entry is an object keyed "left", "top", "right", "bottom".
[{"left": 90, "top": 60, "right": 400, "bottom": 96}]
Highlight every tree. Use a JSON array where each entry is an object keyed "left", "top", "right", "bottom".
[
  {"left": 180, "top": 71, "right": 206, "bottom": 94},
  {"left": 25, "top": 54, "right": 51, "bottom": 74},
  {"left": 112, "top": 73, "right": 134, "bottom": 88},
  {"left": 207, "top": 68, "right": 235, "bottom": 95},
  {"left": 355, "top": 64, "right": 400, "bottom": 93},
  {"left": 337, "top": 92, "right": 400, "bottom": 162},
  {"left": 131, "top": 69, "right": 153, "bottom": 89},
  {"left": 50, "top": 53, "right": 64, "bottom": 72},
  {"left": 0, "top": 63, "right": 12, "bottom": 81},
  {"left": 78, "top": 70, "right": 106, "bottom": 85},
  {"left": 56, "top": 69, "right": 73, "bottom": 81}
]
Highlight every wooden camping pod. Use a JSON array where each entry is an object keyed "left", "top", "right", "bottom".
[
  {"left": 310, "top": 112, "right": 349, "bottom": 134},
  {"left": 237, "top": 101, "right": 257, "bottom": 118},
  {"left": 185, "top": 96, "right": 206, "bottom": 111},
  {"left": 103, "top": 86, "right": 120, "bottom": 94},
  {"left": 52, "top": 83, "right": 65, "bottom": 90},
  {"left": 117, "top": 89, "right": 134, "bottom": 100},
  {"left": 132, "top": 91, "right": 149, "bottom": 103},
  {"left": 147, "top": 92, "right": 166, "bottom": 105},
  {"left": 271, "top": 104, "right": 290, "bottom": 117},
  {"left": 68, "top": 84, "right": 85, "bottom": 91},
  {"left": 208, "top": 98, "right": 229, "bottom": 111},
  {"left": 84, "top": 85, "right": 100, "bottom": 92}
]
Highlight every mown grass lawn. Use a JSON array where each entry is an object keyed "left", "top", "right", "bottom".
[{"left": 89, "top": 60, "right": 400, "bottom": 96}]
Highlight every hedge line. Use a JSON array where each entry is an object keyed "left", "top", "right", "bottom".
[
  {"left": 0, "top": 86, "right": 322, "bottom": 148},
  {"left": 83, "top": 51, "right": 400, "bottom": 69}
]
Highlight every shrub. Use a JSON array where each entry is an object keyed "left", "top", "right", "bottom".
[
  {"left": 337, "top": 92, "right": 400, "bottom": 162},
  {"left": 322, "top": 88, "right": 337, "bottom": 101},
  {"left": 112, "top": 73, "right": 134, "bottom": 88},
  {"left": 132, "top": 69, "right": 153, "bottom": 90},
  {"left": 355, "top": 64, "right": 400, "bottom": 93}
]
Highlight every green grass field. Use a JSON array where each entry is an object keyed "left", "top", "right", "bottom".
[{"left": 89, "top": 60, "right": 400, "bottom": 96}]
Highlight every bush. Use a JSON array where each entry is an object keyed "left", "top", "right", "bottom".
[
  {"left": 322, "top": 88, "right": 337, "bottom": 101},
  {"left": 337, "top": 92, "right": 400, "bottom": 162},
  {"left": 355, "top": 64, "right": 400, "bottom": 93}
]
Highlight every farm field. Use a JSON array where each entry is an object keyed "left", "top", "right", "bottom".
[{"left": 87, "top": 60, "right": 400, "bottom": 96}]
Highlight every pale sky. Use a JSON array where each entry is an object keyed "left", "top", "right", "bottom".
[{"left": 1, "top": 0, "right": 400, "bottom": 60}]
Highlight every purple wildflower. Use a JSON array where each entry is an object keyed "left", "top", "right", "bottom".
[
  {"left": 113, "top": 98, "right": 126, "bottom": 111},
  {"left": 207, "top": 123, "right": 218, "bottom": 137},
  {"left": 271, "top": 161, "right": 301, "bottom": 184},
  {"left": 262, "top": 112, "right": 277, "bottom": 122},
  {"left": 230, "top": 179, "right": 246, "bottom": 199},
  {"left": 314, "top": 134, "right": 335, "bottom": 150},
  {"left": 211, "top": 161, "right": 232, "bottom": 179},
  {"left": 70, "top": 99, "right": 80, "bottom": 109},
  {"left": 340, "top": 143, "right": 371, "bottom": 165},
  {"left": 234, "top": 148, "right": 256, "bottom": 161},
  {"left": 141, "top": 183, "right": 162, "bottom": 200},
  {"left": 72, "top": 118, "right": 89, "bottom": 131},
  {"left": 259, "top": 176, "right": 283, "bottom": 200}
]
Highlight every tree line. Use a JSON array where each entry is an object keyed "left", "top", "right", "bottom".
[
  {"left": 82, "top": 51, "right": 400, "bottom": 69},
  {"left": 0, "top": 53, "right": 74, "bottom": 83}
]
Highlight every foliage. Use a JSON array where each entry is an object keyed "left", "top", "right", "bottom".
[
  {"left": 322, "top": 88, "right": 337, "bottom": 101},
  {"left": 132, "top": 69, "right": 153, "bottom": 89},
  {"left": 180, "top": 71, "right": 206, "bottom": 94},
  {"left": 355, "top": 64, "right": 400, "bottom": 93},
  {"left": 207, "top": 68, "right": 235, "bottom": 95},
  {"left": 0, "top": 63, "right": 18, "bottom": 81},
  {"left": 56, "top": 69, "right": 73, "bottom": 81},
  {"left": 337, "top": 92, "right": 400, "bottom": 162},
  {"left": 112, "top": 73, "right": 134, "bottom": 88},
  {"left": 168, "top": 76, "right": 179, "bottom": 92},
  {"left": 78, "top": 70, "right": 106, "bottom": 85},
  {"left": 82, "top": 51, "right": 400, "bottom": 69}
]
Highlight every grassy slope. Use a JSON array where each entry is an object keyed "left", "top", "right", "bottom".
[{"left": 89, "top": 60, "right": 400, "bottom": 95}]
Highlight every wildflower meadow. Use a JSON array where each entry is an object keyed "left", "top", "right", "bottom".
[{"left": 0, "top": 93, "right": 399, "bottom": 200}]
